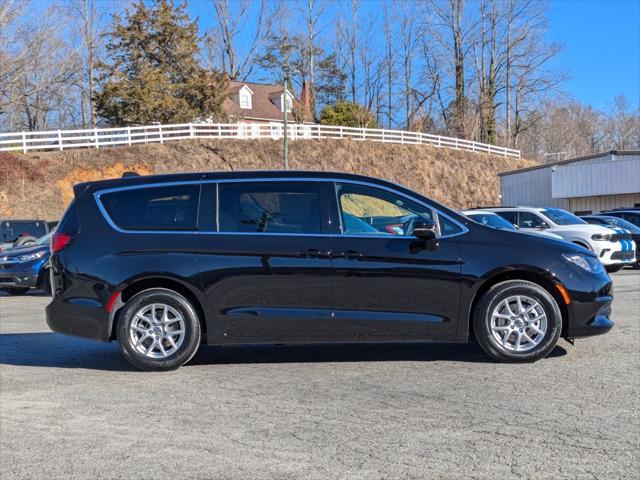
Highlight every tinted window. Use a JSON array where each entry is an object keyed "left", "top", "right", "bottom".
[
  {"left": 218, "top": 182, "right": 321, "bottom": 234},
  {"left": 100, "top": 184, "right": 199, "bottom": 231},
  {"left": 495, "top": 211, "right": 518, "bottom": 226},
  {"left": 621, "top": 212, "right": 640, "bottom": 227},
  {"left": 0, "top": 221, "right": 47, "bottom": 242},
  {"left": 336, "top": 183, "right": 435, "bottom": 236},
  {"left": 518, "top": 211, "right": 547, "bottom": 228}
]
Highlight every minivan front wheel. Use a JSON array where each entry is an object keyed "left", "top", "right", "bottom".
[
  {"left": 474, "top": 280, "right": 562, "bottom": 363},
  {"left": 117, "top": 288, "right": 201, "bottom": 371}
]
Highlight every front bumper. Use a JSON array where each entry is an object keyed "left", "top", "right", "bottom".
[
  {"left": 595, "top": 243, "right": 636, "bottom": 266},
  {"left": 0, "top": 271, "right": 39, "bottom": 288}
]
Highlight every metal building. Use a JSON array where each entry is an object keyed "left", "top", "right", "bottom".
[{"left": 499, "top": 151, "right": 640, "bottom": 214}]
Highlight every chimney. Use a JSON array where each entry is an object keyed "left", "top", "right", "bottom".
[{"left": 299, "top": 80, "right": 312, "bottom": 122}]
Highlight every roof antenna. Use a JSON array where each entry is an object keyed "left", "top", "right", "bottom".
[{"left": 122, "top": 171, "right": 140, "bottom": 178}]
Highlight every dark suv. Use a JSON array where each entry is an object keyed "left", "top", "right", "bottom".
[{"left": 47, "top": 171, "right": 614, "bottom": 370}]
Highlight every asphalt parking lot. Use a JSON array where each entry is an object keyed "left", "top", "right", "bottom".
[{"left": 0, "top": 271, "right": 638, "bottom": 480}]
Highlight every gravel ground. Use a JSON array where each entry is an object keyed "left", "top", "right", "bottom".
[{"left": 1, "top": 271, "right": 638, "bottom": 480}]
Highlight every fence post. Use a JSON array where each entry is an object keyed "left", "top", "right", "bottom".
[
  {"left": 21, "top": 132, "right": 27, "bottom": 153},
  {"left": 127, "top": 127, "right": 132, "bottom": 146},
  {"left": 159, "top": 124, "right": 164, "bottom": 144},
  {"left": 94, "top": 128, "right": 99, "bottom": 148},
  {"left": 58, "top": 130, "right": 63, "bottom": 151},
  {"left": 437, "top": 136, "right": 441, "bottom": 148},
  {"left": 400, "top": 131, "right": 404, "bottom": 144},
  {"left": 340, "top": 126, "right": 344, "bottom": 139},
  {"left": 189, "top": 124, "right": 194, "bottom": 138}
]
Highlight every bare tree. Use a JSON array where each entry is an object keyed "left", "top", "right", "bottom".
[
  {"left": 206, "top": 0, "right": 277, "bottom": 81},
  {"left": 66, "top": 0, "right": 111, "bottom": 128}
]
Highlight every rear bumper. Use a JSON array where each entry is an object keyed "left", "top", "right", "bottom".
[{"left": 46, "top": 296, "right": 110, "bottom": 342}]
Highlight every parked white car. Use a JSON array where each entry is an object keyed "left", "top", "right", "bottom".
[
  {"left": 483, "top": 206, "right": 636, "bottom": 270},
  {"left": 462, "top": 210, "right": 565, "bottom": 240}
]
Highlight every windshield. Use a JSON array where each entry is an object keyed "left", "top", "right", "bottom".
[
  {"left": 540, "top": 208, "right": 586, "bottom": 226},
  {"left": 467, "top": 213, "right": 517, "bottom": 231},
  {"left": 35, "top": 232, "right": 53, "bottom": 246},
  {"left": 598, "top": 216, "right": 640, "bottom": 233},
  {"left": 0, "top": 221, "right": 48, "bottom": 242}
]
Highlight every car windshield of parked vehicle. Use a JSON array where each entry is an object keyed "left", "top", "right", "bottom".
[
  {"left": 35, "top": 232, "right": 53, "bottom": 246},
  {"left": 336, "top": 183, "right": 437, "bottom": 236},
  {"left": 541, "top": 208, "right": 587, "bottom": 226},
  {"left": 0, "top": 221, "right": 48, "bottom": 242},
  {"left": 597, "top": 216, "right": 640, "bottom": 233},
  {"left": 218, "top": 181, "right": 321, "bottom": 234},
  {"left": 467, "top": 213, "right": 517, "bottom": 231}
]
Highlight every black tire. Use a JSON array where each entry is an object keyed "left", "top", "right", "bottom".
[
  {"left": 605, "top": 265, "right": 623, "bottom": 273},
  {"left": 117, "top": 288, "right": 201, "bottom": 371},
  {"left": 473, "top": 280, "right": 562, "bottom": 363},
  {"left": 1, "top": 287, "right": 30, "bottom": 295},
  {"left": 15, "top": 236, "right": 37, "bottom": 247}
]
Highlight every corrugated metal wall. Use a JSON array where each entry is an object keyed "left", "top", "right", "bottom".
[
  {"left": 553, "top": 157, "right": 640, "bottom": 198},
  {"left": 500, "top": 167, "right": 569, "bottom": 208},
  {"left": 500, "top": 153, "right": 640, "bottom": 212},
  {"left": 569, "top": 193, "right": 640, "bottom": 214}
]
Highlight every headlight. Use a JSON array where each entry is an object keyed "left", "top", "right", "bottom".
[
  {"left": 591, "top": 233, "right": 613, "bottom": 241},
  {"left": 17, "top": 251, "right": 46, "bottom": 262},
  {"left": 562, "top": 253, "right": 604, "bottom": 274}
]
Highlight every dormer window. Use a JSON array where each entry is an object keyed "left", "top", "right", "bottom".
[{"left": 237, "top": 85, "right": 253, "bottom": 110}]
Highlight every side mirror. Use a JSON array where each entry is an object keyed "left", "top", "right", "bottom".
[
  {"left": 539, "top": 222, "right": 549, "bottom": 229},
  {"left": 413, "top": 219, "right": 437, "bottom": 240}
]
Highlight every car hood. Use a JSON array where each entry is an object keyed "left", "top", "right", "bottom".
[
  {"left": 550, "top": 224, "right": 615, "bottom": 234},
  {"left": 0, "top": 244, "right": 49, "bottom": 258},
  {"left": 523, "top": 230, "right": 564, "bottom": 240}
]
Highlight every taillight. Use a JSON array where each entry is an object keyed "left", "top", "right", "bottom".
[{"left": 51, "top": 233, "right": 73, "bottom": 253}]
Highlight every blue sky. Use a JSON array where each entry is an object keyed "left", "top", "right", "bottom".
[
  {"left": 545, "top": 0, "right": 640, "bottom": 109},
  {"left": 186, "top": 0, "right": 640, "bottom": 110}
]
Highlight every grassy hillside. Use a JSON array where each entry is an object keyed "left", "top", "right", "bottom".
[{"left": 0, "top": 139, "right": 537, "bottom": 220}]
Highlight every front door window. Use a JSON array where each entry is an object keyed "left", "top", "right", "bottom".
[{"left": 336, "top": 183, "right": 436, "bottom": 236}]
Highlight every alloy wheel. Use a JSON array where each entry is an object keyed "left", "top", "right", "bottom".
[
  {"left": 128, "top": 303, "right": 186, "bottom": 359},
  {"left": 490, "top": 295, "right": 548, "bottom": 352}
]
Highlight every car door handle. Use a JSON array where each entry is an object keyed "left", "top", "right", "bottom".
[
  {"left": 335, "top": 250, "right": 364, "bottom": 259},
  {"left": 299, "top": 249, "right": 332, "bottom": 259}
]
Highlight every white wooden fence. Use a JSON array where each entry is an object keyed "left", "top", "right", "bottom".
[{"left": 0, "top": 122, "right": 521, "bottom": 158}]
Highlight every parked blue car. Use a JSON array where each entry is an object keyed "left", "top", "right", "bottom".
[{"left": 0, "top": 232, "right": 52, "bottom": 295}]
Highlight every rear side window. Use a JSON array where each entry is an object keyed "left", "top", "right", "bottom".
[
  {"left": 218, "top": 181, "right": 321, "bottom": 234},
  {"left": 99, "top": 184, "right": 199, "bottom": 231},
  {"left": 495, "top": 211, "right": 518, "bottom": 226}
]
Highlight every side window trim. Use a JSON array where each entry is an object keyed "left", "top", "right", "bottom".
[
  {"left": 330, "top": 180, "right": 467, "bottom": 239},
  {"left": 95, "top": 177, "right": 468, "bottom": 238},
  {"left": 94, "top": 180, "right": 202, "bottom": 234}
]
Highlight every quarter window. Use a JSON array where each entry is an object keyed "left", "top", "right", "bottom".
[
  {"left": 336, "top": 183, "right": 436, "bottom": 236},
  {"left": 218, "top": 182, "right": 321, "bottom": 234},
  {"left": 100, "top": 184, "right": 199, "bottom": 231}
]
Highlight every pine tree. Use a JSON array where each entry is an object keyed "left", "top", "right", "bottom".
[{"left": 95, "top": 0, "right": 227, "bottom": 126}]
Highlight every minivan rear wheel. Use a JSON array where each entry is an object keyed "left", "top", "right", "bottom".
[
  {"left": 117, "top": 288, "right": 201, "bottom": 371},
  {"left": 473, "top": 280, "right": 562, "bottom": 363}
]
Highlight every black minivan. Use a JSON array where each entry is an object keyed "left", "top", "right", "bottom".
[{"left": 46, "top": 171, "right": 613, "bottom": 370}]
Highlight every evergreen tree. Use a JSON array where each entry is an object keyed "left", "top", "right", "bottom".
[
  {"left": 95, "top": 0, "right": 227, "bottom": 125},
  {"left": 320, "top": 101, "right": 378, "bottom": 128}
]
